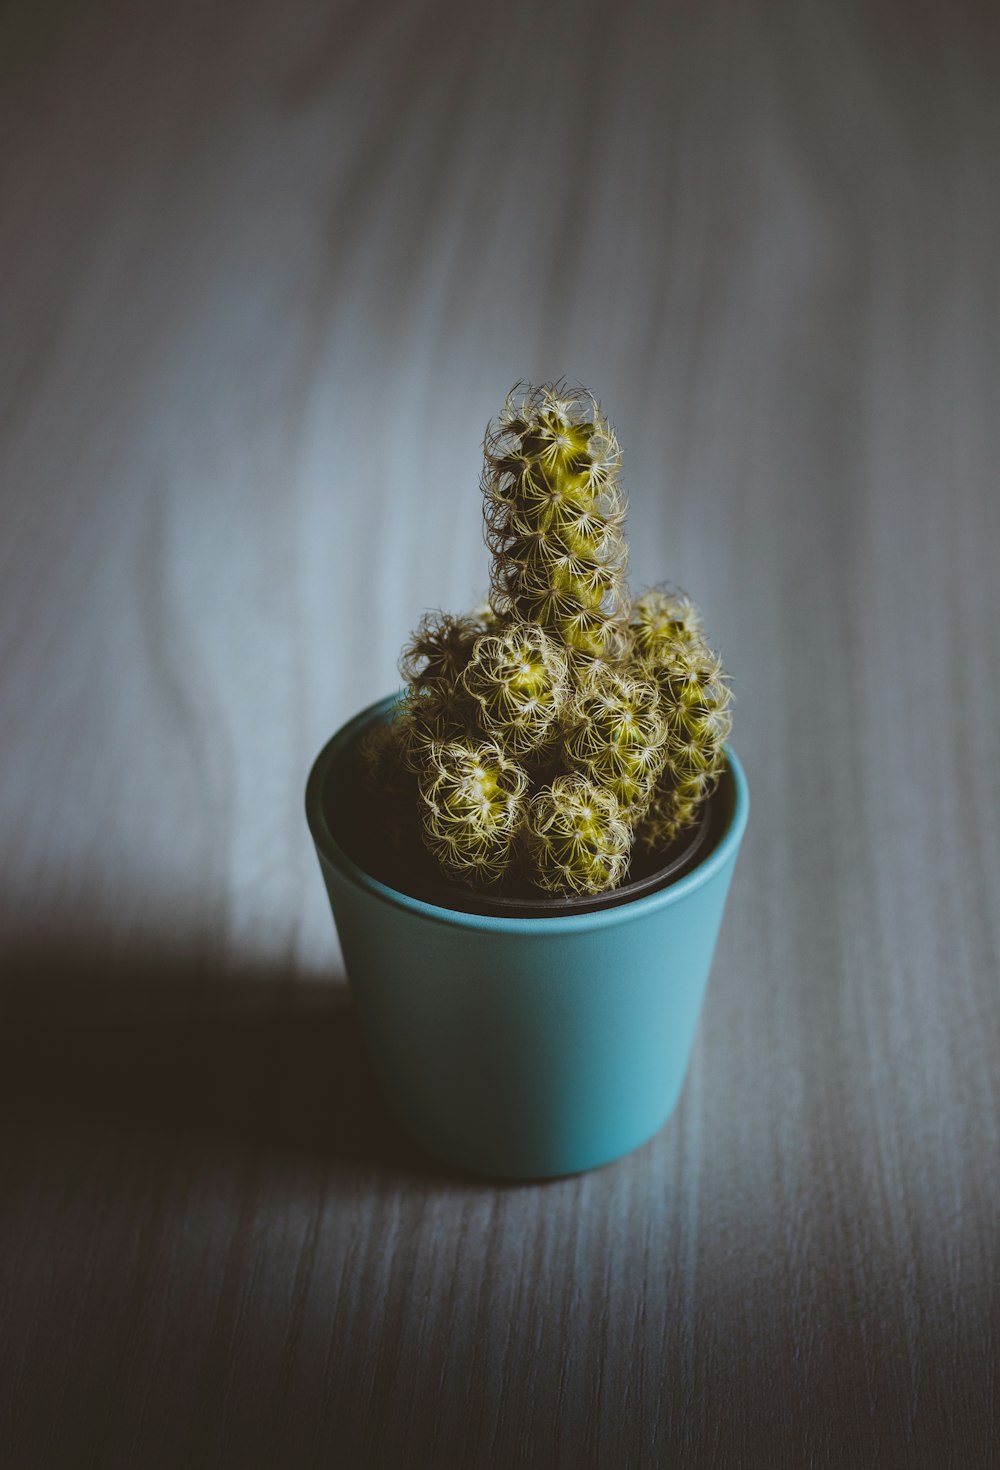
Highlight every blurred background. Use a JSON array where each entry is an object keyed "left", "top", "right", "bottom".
[
  {"left": 3, "top": 0, "right": 995, "bottom": 981},
  {"left": 1, "top": 0, "right": 998, "bottom": 1460}
]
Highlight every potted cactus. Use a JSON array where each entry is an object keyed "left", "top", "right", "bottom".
[{"left": 307, "top": 384, "right": 748, "bottom": 1178}]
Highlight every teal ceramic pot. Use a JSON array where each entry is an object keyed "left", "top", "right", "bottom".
[{"left": 306, "top": 696, "right": 749, "bottom": 1179}]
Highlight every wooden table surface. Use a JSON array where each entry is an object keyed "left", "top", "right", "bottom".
[{"left": 2, "top": 0, "right": 998, "bottom": 1464}]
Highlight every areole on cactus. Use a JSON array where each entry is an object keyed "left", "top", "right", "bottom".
[{"left": 362, "top": 381, "right": 733, "bottom": 899}]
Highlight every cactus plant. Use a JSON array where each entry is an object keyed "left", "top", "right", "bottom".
[{"left": 362, "top": 382, "right": 733, "bottom": 900}]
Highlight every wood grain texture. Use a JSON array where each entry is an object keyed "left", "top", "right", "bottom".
[{"left": 1, "top": 0, "right": 998, "bottom": 1463}]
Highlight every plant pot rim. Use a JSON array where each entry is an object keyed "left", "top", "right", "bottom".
[{"left": 306, "top": 694, "right": 750, "bottom": 936}]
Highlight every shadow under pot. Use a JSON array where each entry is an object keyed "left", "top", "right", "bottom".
[{"left": 306, "top": 695, "right": 749, "bottom": 1179}]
